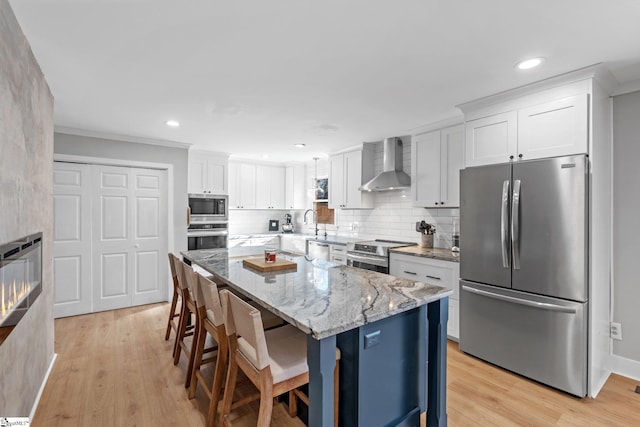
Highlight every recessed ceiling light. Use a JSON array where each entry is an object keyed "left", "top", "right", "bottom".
[
  {"left": 294, "top": 143, "right": 306, "bottom": 148},
  {"left": 515, "top": 57, "right": 545, "bottom": 70},
  {"left": 165, "top": 119, "right": 180, "bottom": 127}
]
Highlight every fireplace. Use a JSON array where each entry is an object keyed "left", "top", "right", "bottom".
[{"left": 0, "top": 232, "right": 42, "bottom": 345}]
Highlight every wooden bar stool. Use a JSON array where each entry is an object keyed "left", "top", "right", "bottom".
[
  {"left": 187, "top": 272, "right": 228, "bottom": 427},
  {"left": 173, "top": 259, "right": 197, "bottom": 367},
  {"left": 188, "top": 272, "right": 288, "bottom": 427},
  {"left": 165, "top": 254, "right": 181, "bottom": 343},
  {"left": 218, "top": 289, "right": 340, "bottom": 427}
]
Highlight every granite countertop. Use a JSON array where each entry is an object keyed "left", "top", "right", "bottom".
[
  {"left": 229, "top": 233, "right": 360, "bottom": 246},
  {"left": 181, "top": 247, "right": 452, "bottom": 340},
  {"left": 305, "top": 235, "right": 361, "bottom": 245},
  {"left": 390, "top": 245, "right": 460, "bottom": 263},
  {"left": 228, "top": 233, "right": 288, "bottom": 239}
]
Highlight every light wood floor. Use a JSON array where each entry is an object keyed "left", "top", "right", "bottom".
[{"left": 32, "top": 303, "right": 640, "bottom": 426}]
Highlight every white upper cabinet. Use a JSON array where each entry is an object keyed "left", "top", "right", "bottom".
[
  {"left": 463, "top": 93, "right": 589, "bottom": 167},
  {"left": 285, "top": 165, "right": 307, "bottom": 209},
  {"left": 517, "top": 94, "right": 588, "bottom": 161},
  {"left": 329, "top": 145, "right": 375, "bottom": 209},
  {"left": 228, "top": 162, "right": 256, "bottom": 209},
  {"left": 255, "top": 165, "right": 285, "bottom": 209},
  {"left": 188, "top": 150, "right": 229, "bottom": 194},
  {"left": 465, "top": 112, "right": 518, "bottom": 167},
  {"left": 412, "top": 125, "right": 464, "bottom": 207},
  {"left": 329, "top": 154, "right": 345, "bottom": 208}
]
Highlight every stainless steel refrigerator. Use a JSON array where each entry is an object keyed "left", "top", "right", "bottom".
[{"left": 459, "top": 154, "right": 588, "bottom": 397}]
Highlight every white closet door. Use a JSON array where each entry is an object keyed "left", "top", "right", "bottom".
[
  {"left": 92, "top": 165, "right": 134, "bottom": 312},
  {"left": 92, "top": 165, "right": 168, "bottom": 312},
  {"left": 53, "top": 162, "right": 92, "bottom": 318},
  {"left": 131, "top": 168, "right": 167, "bottom": 306}
]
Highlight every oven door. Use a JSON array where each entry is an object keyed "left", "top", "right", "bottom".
[
  {"left": 346, "top": 252, "right": 389, "bottom": 274},
  {"left": 187, "top": 230, "right": 228, "bottom": 250},
  {"left": 187, "top": 223, "right": 228, "bottom": 250}
]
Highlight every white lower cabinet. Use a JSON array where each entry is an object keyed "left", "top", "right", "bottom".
[
  {"left": 329, "top": 243, "right": 347, "bottom": 265},
  {"left": 279, "top": 235, "right": 308, "bottom": 255},
  {"left": 389, "top": 253, "right": 460, "bottom": 340}
]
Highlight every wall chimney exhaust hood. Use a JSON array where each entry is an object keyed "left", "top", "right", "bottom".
[{"left": 359, "top": 137, "right": 410, "bottom": 192}]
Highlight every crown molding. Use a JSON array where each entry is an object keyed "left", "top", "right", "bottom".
[
  {"left": 408, "top": 115, "right": 464, "bottom": 136},
  {"left": 54, "top": 126, "right": 191, "bottom": 149},
  {"left": 611, "top": 78, "right": 640, "bottom": 97},
  {"left": 456, "top": 63, "right": 609, "bottom": 114}
]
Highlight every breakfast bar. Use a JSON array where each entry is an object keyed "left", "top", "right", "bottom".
[{"left": 182, "top": 247, "right": 451, "bottom": 427}]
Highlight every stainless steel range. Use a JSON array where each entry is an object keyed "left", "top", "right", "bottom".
[{"left": 346, "top": 240, "right": 414, "bottom": 273}]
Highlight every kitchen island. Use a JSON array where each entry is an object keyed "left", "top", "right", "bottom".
[{"left": 182, "top": 247, "right": 451, "bottom": 427}]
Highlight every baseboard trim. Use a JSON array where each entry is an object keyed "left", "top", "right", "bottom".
[
  {"left": 29, "top": 353, "right": 57, "bottom": 421},
  {"left": 611, "top": 354, "right": 640, "bottom": 382}
]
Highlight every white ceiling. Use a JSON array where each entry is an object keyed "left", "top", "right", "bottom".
[{"left": 9, "top": 0, "right": 640, "bottom": 162}]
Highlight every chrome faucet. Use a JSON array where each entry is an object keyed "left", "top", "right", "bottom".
[{"left": 303, "top": 209, "right": 319, "bottom": 236}]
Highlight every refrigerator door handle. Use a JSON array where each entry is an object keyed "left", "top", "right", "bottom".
[
  {"left": 462, "top": 285, "right": 577, "bottom": 314},
  {"left": 512, "top": 179, "right": 521, "bottom": 270},
  {"left": 501, "top": 180, "right": 510, "bottom": 269}
]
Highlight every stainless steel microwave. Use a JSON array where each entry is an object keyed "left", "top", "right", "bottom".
[{"left": 188, "top": 194, "right": 228, "bottom": 224}]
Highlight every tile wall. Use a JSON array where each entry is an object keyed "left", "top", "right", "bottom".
[
  {"left": 299, "top": 140, "right": 460, "bottom": 248},
  {"left": 0, "top": 1, "right": 55, "bottom": 416}
]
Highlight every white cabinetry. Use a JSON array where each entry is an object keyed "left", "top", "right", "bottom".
[
  {"left": 285, "top": 165, "right": 307, "bottom": 209},
  {"left": 188, "top": 150, "right": 229, "bottom": 194},
  {"left": 389, "top": 253, "right": 460, "bottom": 340},
  {"left": 411, "top": 125, "right": 464, "bottom": 207},
  {"left": 465, "top": 112, "right": 517, "bottom": 167},
  {"left": 279, "top": 234, "right": 307, "bottom": 255},
  {"left": 464, "top": 94, "right": 589, "bottom": 167},
  {"left": 329, "top": 145, "right": 375, "bottom": 209},
  {"left": 255, "top": 165, "right": 285, "bottom": 209},
  {"left": 517, "top": 94, "right": 588, "bottom": 160},
  {"left": 329, "top": 243, "right": 347, "bottom": 265},
  {"left": 228, "top": 162, "right": 256, "bottom": 209}
]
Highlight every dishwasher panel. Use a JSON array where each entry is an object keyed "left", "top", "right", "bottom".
[{"left": 307, "top": 240, "right": 330, "bottom": 261}]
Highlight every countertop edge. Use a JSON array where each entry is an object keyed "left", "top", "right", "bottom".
[{"left": 389, "top": 246, "right": 460, "bottom": 263}]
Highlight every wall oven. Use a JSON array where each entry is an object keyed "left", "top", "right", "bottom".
[
  {"left": 187, "top": 223, "right": 228, "bottom": 250},
  {"left": 188, "top": 194, "right": 228, "bottom": 249}
]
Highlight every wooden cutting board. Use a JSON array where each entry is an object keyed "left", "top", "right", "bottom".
[{"left": 242, "top": 257, "right": 298, "bottom": 272}]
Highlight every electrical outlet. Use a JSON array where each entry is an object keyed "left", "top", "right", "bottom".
[{"left": 610, "top": 322, "right": 622, "bottom": 340}]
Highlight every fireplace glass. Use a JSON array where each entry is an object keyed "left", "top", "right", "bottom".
[{"left": 0, "top": 232, "right": 42, "bottom": 345}]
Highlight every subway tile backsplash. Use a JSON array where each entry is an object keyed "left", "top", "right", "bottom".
[{"left": 298, "top": 190, "right": 459, "bottom": 248}]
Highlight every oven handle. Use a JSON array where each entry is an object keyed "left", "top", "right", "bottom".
[
  {"left": 187, "top": 207, "right": 191, "bottom": 227},
  {"left": 346, "top": 252, "right": 388, "bottom": 268},
  {"left": 189, "top": 220, "right": 229, "bottom": 225},
  {"left": 187, "top": 230, "right": 229, "bottom": 237}
]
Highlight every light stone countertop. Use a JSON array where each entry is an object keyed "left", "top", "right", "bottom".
[
  {"left": 304, "top": 235, "right": 361, "bottom": 245},
  {"left": 181, "top": 247, "right": 452, "bottom": 340},
  {"left": 389, "top": 245, "right": 460, "bottom": 263},
  {"left": 229, "top": 233, "right": 360, "bottom": 246}
]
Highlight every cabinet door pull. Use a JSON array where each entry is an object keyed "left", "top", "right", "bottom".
[
  {"left": 426, "top": 275, "right": 441, "bottom": 280},
  {"left": 403, "top": 270, "right": 417, "bottom": 275}
]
